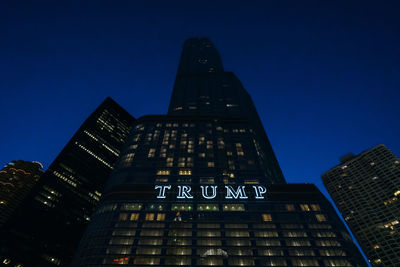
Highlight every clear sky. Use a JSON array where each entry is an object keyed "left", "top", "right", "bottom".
[{"left": 1, "top": 1, "right": 399, "bottom": 207}]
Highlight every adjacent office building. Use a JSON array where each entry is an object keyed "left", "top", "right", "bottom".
[
  {"left": 322, "top": 144, "right": 400, "bottom": 266},
  {"left": 0, "top": 160, "right": 43, "bottom": 227},
  {"left": 0, "top": 98, "right": 135, "bottom": 266},
  {"left": 72, "top": 38, "right": 367, "bottom": 266}
]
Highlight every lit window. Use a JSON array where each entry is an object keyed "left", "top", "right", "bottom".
[
  {"left": 262, "top": 214, "right": 272, "bottom": 222},
  {"left": 156, "top": 213, "right": 165, "bottom": 221},
  {"left": 119, "top": 213, "right": 128, "bottom": 221},
  {"left": 254, "top": 231, "right": 278, "bottom": 237},
  {"left": 316, "top": 214, "right": 327, "bottom": 222},
  {"left": 286, "top": 204, "right": 295, "bottom": 211},
  {"left": 156, "top": 169, "right": 170, "bottom": 175},
  {"left": 311, "top": 204, "right": 320, "bottom": 211},
  {"left": 179, "top": 169, "right": 192, "bottom": 175},
  {"left": 133, "top": 257, "right": 160, "bottom": 265},
  {"left": 323, "top": 259, "right": 351, "bottom": 266},
  {"left": 223, "top": 204, "right": 245, "bottom": 211},
  {"left": 207, "top": 162, "right": 215, "bottom": 167},
  {"left": 198, "top": 204, "right": 219, "bottom": 211},
  {"left": 130, "top": 213, "right": 139, "bottom": 221},
  {"left": 136, "top": 247, "right": 162, "bottom": 255},
  {"left": 300, "top": 204, "right": 311, "bottom": 211},
  {"left": 291, "top": 259, "right": 319, "bottom": 266},
  {"left": 145, "top": 213, "right": 155, "bottom": 221},
  {"left": 121, "top": 203, "right": 142, "bottom": 211}
]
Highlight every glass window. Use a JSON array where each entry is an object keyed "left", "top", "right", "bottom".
[
  {"left": 323, "top": 259, "right": 351, "bottom": 266},
  {"left": 156, "top": 213, "right": 166, "bottom": 221},
  {"left": 315, "top": 240, "right": 341, "bottom": 247},
  {"left": 140, "top": 229, "right": 163, "bottom": 236},
  {"left": 196, "top": 257, "right": 223, "bottom": 266},
  {"left": 136, "top": 247, "right": 162, "bottom": 255},
  {"left": 142, "top": 222, "right": 165, "bottom": 228},
  {"left": 138, "top": 238, "right": 162, "bottom": 245},
  {"left": 263, "top": 259, "right": 287, "bottom": 266},
  {"left": 253, "top": 224, "right": 276, "bottom": 229},
  {"left": 228, "top": 257, "right": 254, "bottom": 266},
  {"left": 198, "top": 204, "right": 219, "bottom": 211},
  {"left": 256, "top": 239, "right": 280, "bottom": 246},
  {"left": 286, "top": 240, "right": 311, "bottom": 247},
  {"left": 229, "top": 248, "right": 253, "bottom": 256},
  {"left": 225, "top": 224, "right": 248, "bottom": 229},
  {"left": 254, "top": 231, "right": 278, "bottom": 237},
  {"left": 198, "top": 223, "right": 220, "bottom": 228},
  {"left": 133, "top": 257, "right": 160, "bottom": 265},
  {"left": 225, "top": 239, "right": 251, "bottom": 246},
  {"left": 197, "top": 230, "right": 221, "bottom": 237},
  {"left": 283, "top": 231, "right": 308, "bottom": 237},
  {"left": 166, "top": 248, "right": 191, "bottom": 255},
  {"left": 315, "top": 214, "right": 327, "bottom": 222},
  {"left": 112, "top": 230, "right": 136, "bottom": 236},
  {"left": 145, "top": 213, "right": 155, "bottom": 221},
  {"left": 291, "top": 259, "right": 319, "bottom": 266},
  {"left": 300, "top": 204, "right": 311, "bottom": 211},
  {"left": 109, "top": 237, "right": 134, "bottom": 245},
  {"left": 130, "top": 213, "right": 139, "bottom": 221},
  {"left": 313, "top": 232, "right": 336, "bottom": 238},
  {"left": 225, "top": 231, "right": 249, "bottom": 237},
  {"left": 171, "top": 204, "right": 193, "bottom": 211},
  {"left": 286, "top": 204, "right": 296, "bottom": 211},
  {"left": 319, "top": 249, "right": 346, "bottom": 256},
  {"left": 106, "top": 247, "right": 131, "bottom": 254},
  {"left": 169, "top": 229, "right": 192, "bottom": 237},
  {"left": 121, "top": 203, "right": 142, "bottom": 211},
  {"left": 262, "top": 214, "right": 272, "bottom": 222},
  {"left": 258, "top": 249, "right": 284, "bottom": 256},
  {"left": 223, "top": 204, "right": 245, "bottom": 211},
  {"left": 167, "top": 238, "right": 191, "bottom": 246},
  {"left": 311, "top": 204, "right": 321, "bottom": 211},
  {"left": 288, "top": 249, "right": 315, "bottom": 256},
  {"left": 197, "top": 239, "right": 222, "bottom": 246}
]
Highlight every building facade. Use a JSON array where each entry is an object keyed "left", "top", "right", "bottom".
[
  {"left": 0, "top": 160, "right": 43, "bottom": 227},
  {"left": 322, "top": 144, "right": 400, "bottom": 266},
  {"left": 0, "top": 97, "right": 135, "bottom": 267},
  {"left": 72, "top": 38, "right": 367, "bottom": 266}
]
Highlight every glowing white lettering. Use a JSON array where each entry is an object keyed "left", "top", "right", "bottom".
[
  {"left": 200, "top": 185, "right": 218, "bottom": 199},
  {"left": 225, "top": 185, "right": 248, "bottom": 199},
  {"left": 155, "top": 185, "right": 171, "bottom": 199},
  {"left": 177, "top": 185, "right": 193, "bottom": 199},
  {"left": 252, "top": 185, "right": 267, "bottom": 199}
]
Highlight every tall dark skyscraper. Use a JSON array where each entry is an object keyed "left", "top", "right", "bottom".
[
  {"left": 72, "top": 38, "right": 367, "bottom": 267},
  {"left": 322, "top": 144, "right": 400, "bottom": 266},
  {"left": 0, "top": 98, "right": 135, "bottom": 267}
]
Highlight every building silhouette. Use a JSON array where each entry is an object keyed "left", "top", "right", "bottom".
[
  {"left": 322, "top": 144, "right": 400, "bottom": 266},
  {"left": 0, "top": 160, "right": 43, "bottom": 227},
  {"left": 0, "top": 98, "right": 135, "bottom": 266},
  {"left": 72, "top": 38, "right": 367, "bottom": 266}
]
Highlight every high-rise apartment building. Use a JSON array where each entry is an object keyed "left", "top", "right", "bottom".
[
  {"left": 0, "top": 160, "right": 43, "bottom": 226},
  {"left": 0, "top": 97, "right": 135, "bottom": 267},
  {"left": 322, "top": 144, "right": 400, "bottom": 266},
  {"left": 72, "top": 38, "right": 367, "bottom": 266}
]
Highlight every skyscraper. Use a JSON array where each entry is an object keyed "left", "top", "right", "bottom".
[
  {"left": 0, "top": 160, "right": 43, "bottom": 227},
  {"left": 322, "top": 144, "right": 400, "bottom": 266},
  {"left": 0, "top": 97, "right": 135, "bottom": 267},
  {"left": 72, "top": 38, "right": 367, "bottom": 267}
]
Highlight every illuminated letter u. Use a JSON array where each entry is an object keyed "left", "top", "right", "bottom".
[{"left": 200, "top": 185, "right": 217, "bottom": 199}]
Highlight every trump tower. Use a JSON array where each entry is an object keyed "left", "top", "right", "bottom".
[{"left": 71, "top": 38, "right": 367, "bottom": 267}]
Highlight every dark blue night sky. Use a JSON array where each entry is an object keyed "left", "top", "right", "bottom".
[{"left": 1, "top": 0, "right": 399, "bottom": 209}]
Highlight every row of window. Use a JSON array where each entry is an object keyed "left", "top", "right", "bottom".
[{"left": 103, "top": 256, "right": 352, "bottom": 266}]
